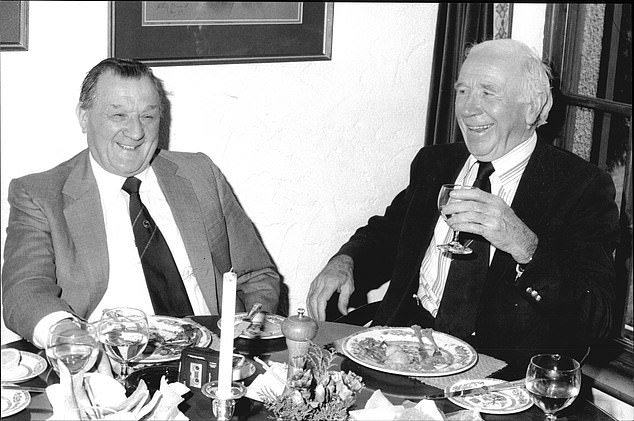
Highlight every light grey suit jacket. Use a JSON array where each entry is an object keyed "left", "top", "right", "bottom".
[{"left": 2, "top": 149, "right": 280, "bottom": 341}]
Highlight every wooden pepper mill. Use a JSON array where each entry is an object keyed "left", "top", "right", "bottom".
[{"left": 281, "top": 308, "right": 318, "bottom": 391}]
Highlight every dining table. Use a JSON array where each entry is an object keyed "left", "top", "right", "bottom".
[{"left": 2, "top": 315, "right": 617, "bottom": 421}]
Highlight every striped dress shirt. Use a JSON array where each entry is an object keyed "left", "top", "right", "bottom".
[{"left": 417, "top": 133, "right": 537, "bottom": 317}]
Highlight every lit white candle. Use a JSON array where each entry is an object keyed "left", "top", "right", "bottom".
[{"left": 217, "top": 270, "right": 237, "bottom": 400}]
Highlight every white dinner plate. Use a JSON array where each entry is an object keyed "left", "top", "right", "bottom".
[
  {"left": 1, "top": 386, "right": 31, "bottom": 417},
  {"left": 218, "top": 313, "right": 286, "bottom": 339},
  {"left": 448, "top": 378, "right": 533, "bottom": 414},
  {"left": 341, "top": 326, "right": 478, "bottom": 377},
  {"left": 139, "top": 316, "right": 212, "bottom": 364},
  {"left": 0, "top": 351, "right": 48, "bottom": 383}
]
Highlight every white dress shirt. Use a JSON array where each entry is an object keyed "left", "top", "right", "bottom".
[
  {"left": 32, "top": 154, "right": 210, "bottom": 347},
  {"left": 417, "top": 133, "right": 537, "bottom": 317}
]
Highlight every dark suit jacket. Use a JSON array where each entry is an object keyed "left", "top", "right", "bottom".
[
  {"left": 2, "top": 149, "right": 280, "bottom": 341},
  {"left": 336, "top": 139, "right": 619, "bottom": 365}
]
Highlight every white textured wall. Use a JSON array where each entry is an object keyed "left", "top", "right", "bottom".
[{"left": 1, "top": 2, "right": 438, "bottom": 342}]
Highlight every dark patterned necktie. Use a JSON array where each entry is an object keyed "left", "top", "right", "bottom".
[
  {"left": 122, "top": 177, "right": 194, "bottom": 317},
  {"left": 434, "top": 161, "right": 495, "bottom": 340}
]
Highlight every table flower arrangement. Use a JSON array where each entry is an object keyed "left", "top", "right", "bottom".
[{"left": 260, "top": 342, "right": 364, "bottom": 421}]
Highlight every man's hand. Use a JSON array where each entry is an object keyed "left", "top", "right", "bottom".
[
  {"left": 307, "top": 255, "right": 355, "bottom": 321},
  {"left": 443, "top": 188, "right": 537, "bottom": 263}
]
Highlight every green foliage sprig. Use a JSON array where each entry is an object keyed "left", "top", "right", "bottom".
[{"left": 260, "top": 342, "right": 364, "bottom": 421}]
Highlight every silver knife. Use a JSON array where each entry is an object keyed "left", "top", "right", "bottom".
[
  {"left": 1, "top": 383, "right": 47, "bottom": 393},
  {"left": 420, "top": 379, "right": 526, "bottom": 400}
]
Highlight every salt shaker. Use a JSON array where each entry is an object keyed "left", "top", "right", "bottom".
[{"left": 281, "top": 308, "right": 318, "bottom": 391}]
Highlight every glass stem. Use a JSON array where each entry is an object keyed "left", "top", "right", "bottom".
[
  {"left": 119, "top": 362, "right": 129, "bottom": 383},
  {"left": 545, "top": 414, "right": 557, "bottom": 421},
  {"left": 452, "top": 231, "right": 460, "bottom": 243}
]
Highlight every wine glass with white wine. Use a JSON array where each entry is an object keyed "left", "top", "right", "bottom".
[
  {"left": 98, "top": 307, "right": 149, "bottom": 384},
  {"left": 436, "top": 184, "right": 476, "bottom": 254},
  {"left": 525, "top": 354, "right": 581, "bottom": 421}
]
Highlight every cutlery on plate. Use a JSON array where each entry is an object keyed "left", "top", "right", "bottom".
[
  {"left": 1, "top": 383, "right": 47, "bottom": 393},
  {"left": 244, "top": 310, "right": 266, "bottom": 337},
  {"left": 234, "top": 303, "right": 263, "bottom": 338},
  {"left": 420, "top": 379, "right": 526, "bottom": 399},
  {"left": 411, "top": 325, "right": 429, "bottom": 362},
  {"left": 420, "top": 327, "right": 443, "bottom": 358}
]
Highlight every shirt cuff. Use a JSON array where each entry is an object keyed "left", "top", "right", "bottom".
[{"left": 32, "top": 311, "right": 75, "bottom": 349}]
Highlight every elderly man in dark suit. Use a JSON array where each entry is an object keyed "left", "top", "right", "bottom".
[
  {"left": 307, "top": 39, "right": 619, "bottom": 367},
  {"left": 2, "top": 58, "right": 280, "bottom": 348}
]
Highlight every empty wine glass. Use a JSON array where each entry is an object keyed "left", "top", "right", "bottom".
[
  {"left": 98, "top": 307, "right": 149, "bottom": 384},
  {"left": 525, "top": 354, "right": 581, "bottom": 420},
  {"left": 46, "top": 319, "right": 99, "bottom": 375},
  {"left": 436, "top": 184, "right": 475, "bottom": 254}
]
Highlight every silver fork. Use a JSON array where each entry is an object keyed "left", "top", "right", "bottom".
[{"left": 421, "top": 327, "right": 442, "bottom": 357}]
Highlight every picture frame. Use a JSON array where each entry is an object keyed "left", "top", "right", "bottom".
[
  {"left": 0, "top": 1, "right": 29, "bottom": 51},
  {"left": 109, "top": 2, "right": 333, "bottom": 66}
]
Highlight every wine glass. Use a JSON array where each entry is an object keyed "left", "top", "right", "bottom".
[
  {"left": 525, "top": 354, "right": 581, "bottom": 420},
  {"left": 46, "top": 319, "right": 99, "bottom": 375},
  {"left": 98, "top": 307, "right": 149, "bottom": 384},
  {"left": 436, "top": 184, "right": 475, "bottom": 254}
]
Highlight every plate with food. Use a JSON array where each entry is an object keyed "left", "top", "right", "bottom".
[
  {"left": 341, "top": 326, "right": 477, "bottom": 377},
  {"left": 140, "top": 316, "right": 212, "bottom": 363},
  {"left": 218, "top": 312, "right": 285, "bottom": 339},
  {"left": 448, "top": 378, "right": 532, "bottom": 414},
  {"left": 0, "top": 351, "right": 48, "bottom": 383}
]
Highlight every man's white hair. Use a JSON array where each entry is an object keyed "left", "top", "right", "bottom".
[{"left": 466, "top": 39, "right": 553, "bottom": 128}]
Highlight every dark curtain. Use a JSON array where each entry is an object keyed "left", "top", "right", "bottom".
[{"left": 425, "top": 3, "right": 494, "bottom": 146}]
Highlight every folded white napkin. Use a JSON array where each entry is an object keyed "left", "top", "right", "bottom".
[
  {"left": 46, "top": 363, "right": 190, "bottom": 420},
  {"left": 245, "top": 361, "right": 287, "bottom": 402},
  {"left": 348, "top": 389, "right": 445, "bottom": 421}
]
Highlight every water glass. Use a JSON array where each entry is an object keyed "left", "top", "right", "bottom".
[
  {"left": 525, "top": 353, "right": 581, "bottom": 420},
  {"left": 46, "top": 319, "right": 99, "bottom": 375}
]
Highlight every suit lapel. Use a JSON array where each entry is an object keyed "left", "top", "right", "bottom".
[
  {"left": 152, "top": 154, "right": 219, "bottom": 314},
  {"left": 62, "top": 151, "right": 109, "bottom": 314}
]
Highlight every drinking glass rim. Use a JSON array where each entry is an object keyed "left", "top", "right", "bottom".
[
  {"left": 529, "top": 353, "right": 581, "bottom": 372},
  {"left": 100, "top": 307, "right": 148, "bottom": 319}
]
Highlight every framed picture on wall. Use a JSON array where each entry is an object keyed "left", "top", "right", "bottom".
[
  {"left": 109, "top": 2, "right": 334, "bottom": 66},
  {"left": 0, "top": 1, "right": 28, "bottom": 51}
]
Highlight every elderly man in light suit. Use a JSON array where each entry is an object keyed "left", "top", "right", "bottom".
[{"left": 2, "top": 58, "right": 280, "bottom": 348}]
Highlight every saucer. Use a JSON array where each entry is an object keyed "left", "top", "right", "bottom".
[
  {"left": 448, "top": 378, "right": 532, "bottom": 415},
  {"left": 0, "top": 351, "right": 47, "bottom": 383},
  {"left": 1, "top": 386, "right": 31, "bottom": 417}
]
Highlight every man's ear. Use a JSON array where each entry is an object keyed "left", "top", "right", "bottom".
[
  {"left": 76, "top": 104, "right": 88, "bottom": 134},
  {"left": 525, "top": 92, "right": 548, "bottom": 126}
]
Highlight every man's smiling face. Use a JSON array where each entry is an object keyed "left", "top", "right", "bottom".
[
  {"left": 78, "top": 71, "right": 161, "bottom": 177},
  {"left": 454, "top": 46, "right": 533, "bottom": 161}
]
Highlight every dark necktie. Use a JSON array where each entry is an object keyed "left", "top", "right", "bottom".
[
  {"left": 122, "top": 177, "right": 194, "bottom": 317},
  {"left": 434, "top": 161, "right": 495, "bottom": 340}
]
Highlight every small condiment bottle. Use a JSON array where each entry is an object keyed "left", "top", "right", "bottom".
[{"left": 281, "top": 308, "right": 318, "bottom": 390}]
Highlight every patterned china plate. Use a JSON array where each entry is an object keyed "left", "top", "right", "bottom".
[
  {"left": 1, "top": 386, "right": 31, "bottom": 417},
  {"left": 218, "top": 313, "right": 286, "bottom": 339},
  {"left": 342, "top": 326, "right": 478, "bottom": 377},
  {"left": 0, "top": 351, "right": 47, "bottom": 383},
  {"left": 139, "top": 316, "right": 212, "bottom": 364},
  {"left": 448, "top": 378, "right": 532, "bottom": 414}
]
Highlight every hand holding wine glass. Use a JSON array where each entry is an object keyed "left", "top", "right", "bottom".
[
  {"left": 98, "top": 307, "right": 149, "bottom": 384},
  {"left": 525, "top": 354, "right": 581, "bottom": 420},
  {"left": 45, "top": 319, "right": 99, "bottom": 376},
  {"left": 437, "top": 184, "right": 476, "bottom": 254}
]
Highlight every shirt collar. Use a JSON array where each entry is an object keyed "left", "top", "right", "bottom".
[
  {"left": 89, "top": 152, "right": 152, "bottom": 197},
  {"left": 465, "top": 132, "right": 537, "bottom": 178}
]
